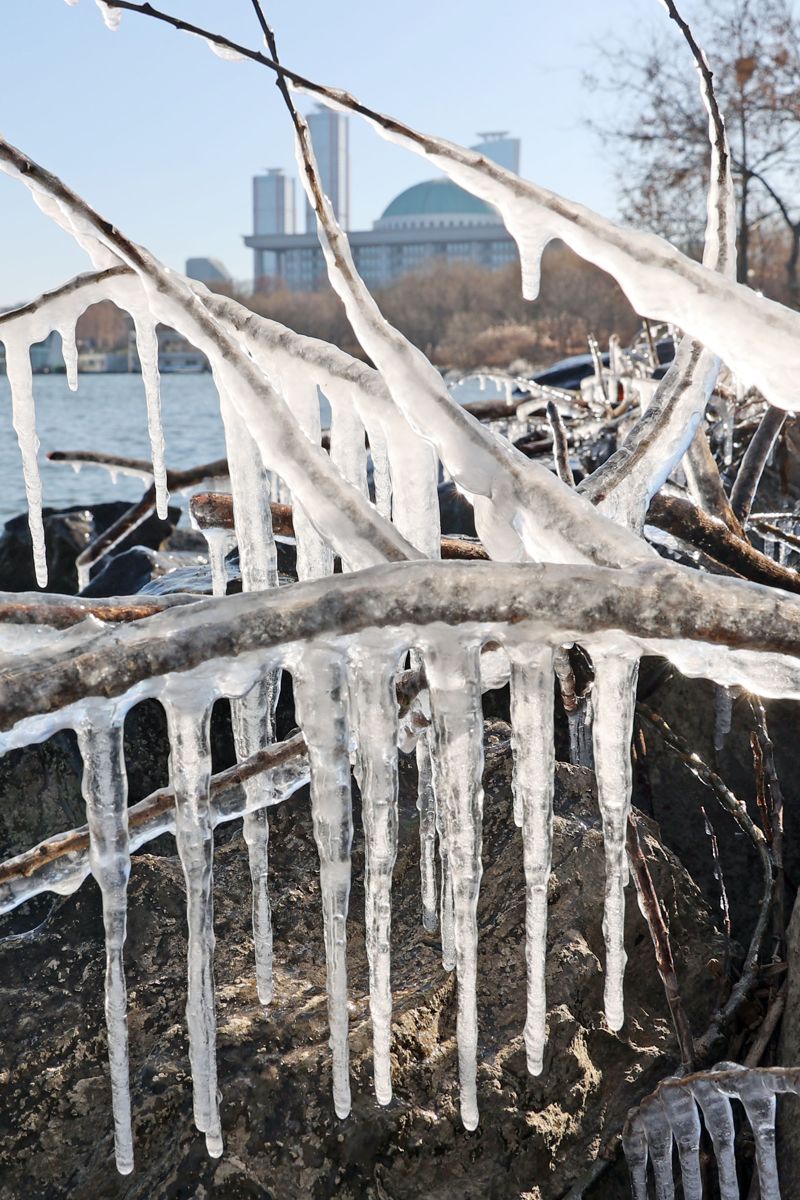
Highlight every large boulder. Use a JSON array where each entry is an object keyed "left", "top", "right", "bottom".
[
  {"left": 0, "top": 503, "right": 179, "bottom": 594},
  {"left": 0, "top": 720, "right": 725, "bottom": 1199}
]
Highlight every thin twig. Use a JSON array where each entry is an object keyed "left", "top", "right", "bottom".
[
  {"left": 730, "top": 404, "right": 788, "bottom": 524},
  {"left": 744, "top": 980, "right": 787, "bottom": 1068},
  {"left": 189, "top": 491, "right": 491, "bottom": 560},
  {"left": 647, "top": 492, "right": 800, "bottom": 594},
  {"left": 627, "top": 811, "right": 696, "bottom": 1071},
  {"left": 545, "top": 400, "right": 575, "bottom": 487},
  {"left": 637, "top": 704, "right": 773, "bottom": 1062}
]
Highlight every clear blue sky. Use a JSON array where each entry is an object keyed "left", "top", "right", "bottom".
[{"left": 1, "top": 0, "right": 683, "bottom": 307}]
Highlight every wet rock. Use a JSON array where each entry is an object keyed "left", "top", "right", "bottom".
[
  {"left": 0, "top": 503, "right": 179, "bottom": 595},
  {"left": 0, "top": 720, "right": 725, "bottom": 1199},
  {"left": 438, "top": 481, "right": 478, "bottom": 538}
]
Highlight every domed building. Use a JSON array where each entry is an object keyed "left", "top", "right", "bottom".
[{"left": 245, "top": 132, "right": 520, "bottom": 291}]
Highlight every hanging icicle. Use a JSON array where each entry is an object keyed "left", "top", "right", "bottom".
[
  {"left": 508, "top": 640, "right": 555, "bottom": 1076},
  {"left": 76, "top": 703, "right": 134, "bottom": 1175},
  {"left": 163, "top": 689, "right": 223, "bottom": 1158},
  {"left": 293, "top": 647, "right": 354, "bottom": 1119},
  {"left": 349, "top": 640, "right": 402, "bottom": 1105},
  {"left": 422, "top": 633, "right": 485, "bottom": 1131}
]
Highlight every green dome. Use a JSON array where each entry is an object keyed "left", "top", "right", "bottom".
[{"left": 381, "top": 178, "right": 493, "bottom": 219}]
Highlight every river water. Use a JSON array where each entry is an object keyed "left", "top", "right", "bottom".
[
  {"left": 0, "top": 374, "right": 228, "bottom": 527},
  {"left": 0, "top": 370, "right": 513, "bottom": 528}
]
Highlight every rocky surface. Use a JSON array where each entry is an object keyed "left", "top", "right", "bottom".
[
  {"left": 0, "top": 720, "right": 725, "bottom": 1200},
  {"left": 0, "top": 502, "right": 179, "bottom": 595}
]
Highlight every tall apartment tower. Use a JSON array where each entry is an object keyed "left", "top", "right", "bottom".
[
  {"left": 472, "top": 131, "right": 521, "bottom": 174},
  {"left": 252, "top": 167, "right": 296, "bottom": 282},
  {"left": 304, "top": 105, "right": 350, "bottom": 232}
]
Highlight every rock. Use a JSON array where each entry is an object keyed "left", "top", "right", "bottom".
[
  {"left": 437, "top": 481, "right": 478, "bottom": 538},
  {"left": 0, "top": 503, "right": 179, "bottom": 595},
  {"left": 0, "top": 720, "right": 725, "bottom": 1199},
  {"left": 83, "top": 547, "right": 210, "bottom": 598}
]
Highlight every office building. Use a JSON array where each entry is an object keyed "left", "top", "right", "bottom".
[
  {"left": 245, "top": 130, "right": 521, "bottom": 291},
  {"left": 253, "top": 168, "right": 296, "bottom": 281},
  {"left": 304, "top": 105, "right": 350, "bottom": 233}
]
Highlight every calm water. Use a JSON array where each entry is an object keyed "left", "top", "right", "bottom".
[
  {"left": 0, "top": 374, "right": 227, "bottom": 526},
  {"left": 0, "top": 370, "right": 512, "bottom": 527}
]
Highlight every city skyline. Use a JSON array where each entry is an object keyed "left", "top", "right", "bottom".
[{"left": 3, "top": 0, "right": 660, "bottom": 307}]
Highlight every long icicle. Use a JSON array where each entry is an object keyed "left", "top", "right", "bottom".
[
  {"left": 590, "top": 648, "right": 640, "bottom": 1031},
  {"left": 131, "top": 310, "right": 169, "bottom": 520},
  {"left": 416, "top": 734, "right": 439, "bottom": 933},
  {"left": 163, "top": 690, "right": 222, "bottom": 1157},
  {"left": 508, "top": 641, "right": 555, "bottom": 1075},
  {"left": 76, "top": 703, "right": 134, "bottom": 1175},
  {"left": 219, "top": 384, "right": 280, "bottom": 1004},
  {"left": 422, "top": 634, "right": 485, "bottom": 1130},
  {"left": 349, "top": 642, "right": 401, "bottom": 1105},
  {"left": 2, "top": 333, "right": 47, "bottom": 587},
  {"left": 293, "top": 647, "right": 353, "bottom": 1118}
]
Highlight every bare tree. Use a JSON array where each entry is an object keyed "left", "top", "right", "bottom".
[{"left": 590, "top": 0, "right": 800, "bottom": 298}]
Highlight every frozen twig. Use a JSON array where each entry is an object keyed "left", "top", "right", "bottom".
[
  {"left": 626, "top": 811, "right": 695, "bottom": 1071},
  {"left": 545, "top": 400, "right": 575, "bottom": 487},
  {"left": 0, "top": 733, "right": 307, "bottom": 912},
  {"left": 637, "top": 705, "right": 773, "bottom": 1061},
  {"left": 646, "top": 492, "right": 800, "bottom": 594},
  {"left": 730, "top": 404, "right": 788, "bottom": 524}
]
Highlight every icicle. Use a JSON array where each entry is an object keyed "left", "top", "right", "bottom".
[
  {"left": 279, "top": 375, "right": 334, "bottom": 579},
  {"left": 201, "top": 528, "right": 235, "bottom": 598},
  {"left": 636, "top": 1095, "right": 675, "bottom": 1198},
  {"left": 508, "top": 642, "right": 555, "bottom": 1075},
  {"left": 349, "top": 643, "right": 401, "bottom": 1106},
  {"left": 329, "top": 391, "right": 369, "bottom": 500},
  {"left": 76, "top": 704, "right": 133, "bottom": 1175},
  {"left": 3, "top": 334, "right": 47, "bottom": 587},
  {"left": 621, "top": 1115, "right": 649, "bottom": 1200},
  {"left": 690, "top": 1074, "right": 738, "bottom": 1198},
  {"left": 96, "top": 0, "right": 122, "bottom": 30},
  {"left": 438, "top": 817, "right": 456, "bottom": 973},
  {"left": 660, "top": 1081, "right": 702, "bottom": 1200},
  {"left": 589, "top": 649, "right": 639, "bottom": 1031},
  {"left": 218, "top": 384, "right": 280, "bottom": 1000},
  {"left": 163, "top": 691, "right": 222, "bottom": 1158},
  {"left": 235, "top": 674, "right": 279, "bottom": 1006},
  {"left": 59, "top": 324, "right": 79, "bottom": 391},
  {"left": 735, "top": 1070, "right": 780, "bottom": 1197},
  {"left": 416, "top": 734, "right": 438, "bottom": 933},
  {"left": 132, "top": 312, "right": 168, "bottom": 520},
  {"left": 422, "top": 634, "right": 484, "bottom": 1131},
  {"left": 293, "top": 648, "right": 353, "bottom": 1118},
  {"left": 367, "top": 422, "right": 392, "bottom": 520}
]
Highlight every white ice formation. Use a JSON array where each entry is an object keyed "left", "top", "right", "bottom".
[{"left": 623, "top": 1063, "right": 800, "bottom": 1199}]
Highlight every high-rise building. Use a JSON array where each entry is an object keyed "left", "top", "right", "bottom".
[
  {"left": 471, "top": 131, "right": 521, "bottom": 174},
  {"left": 252, "top": 168, "right": 296, "bottom": 283},
  {"left": 304, "top": 105, "right": 349, "bottom": 233},
  {"left": 245, "top": 131, "right": 519, "bottom": 291}
]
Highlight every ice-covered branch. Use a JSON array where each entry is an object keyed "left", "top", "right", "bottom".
[
  {"left": 5, "top": 559, "right": 800, "bottom": 744},
  {"left": 729, "top": 404, "right": 788, "bottom": 524},
  {"left": 0, "top": 137, "right": 417, "bottom": 574},
  {"left": 98, "top": 0, "right": 800, "bottom": 413}
]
